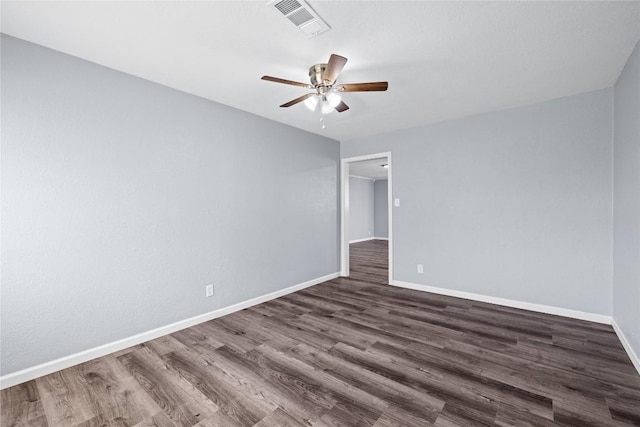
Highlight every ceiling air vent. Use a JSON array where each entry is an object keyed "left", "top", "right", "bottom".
[{"left": 268, "top": 0, "right": 330, "bottom": 38}]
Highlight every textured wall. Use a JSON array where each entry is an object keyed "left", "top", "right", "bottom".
[
  {"left": 342, "top": 89, "right": 613, "bottom": 315},
  {"left": 1, "top": 35, "right": 340, "bottom": 375},
  {"left": 348, "top": 176, "right": 374, "bottom": 242},
  {"left": 613, "top": 41, "right": 640, "bottom": 359},
  {"left": 374, "top": 180, "right": 388, "bottom": 238}
]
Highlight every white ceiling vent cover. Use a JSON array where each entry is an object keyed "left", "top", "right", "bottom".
[{"left": 267, "top": 0, "right": 330, "bottom": 38}]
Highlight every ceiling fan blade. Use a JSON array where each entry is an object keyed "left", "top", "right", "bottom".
[
  {"left": 262, "top": 75, "right": 313, "bottom": 89},
  {"left": 335, "top": 101, "right": 349, "bottom": 113},
  {"left": 323, "top": 54, "right": 348, "bottom": 85},
  {"left": 280, "top": 93, "right": 315, "bottom": 108},
  {"left": 336, "top": 82, "right": 388, "bottom": 92}
]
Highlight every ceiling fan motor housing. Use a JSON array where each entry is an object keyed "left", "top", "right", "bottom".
[{"left": 309, "top": 63, "right": 331, "bottom": 92}]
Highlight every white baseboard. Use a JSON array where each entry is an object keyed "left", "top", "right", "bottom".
[
  {"left": 0, "top": 272, "right": 339, "bottom": 390},
  {"left": 391, "top": 280, "right": 612, "bottom": 325},
  {"left": 349, "top": 237, "right": 375, "bottom": 243},
  {"left": 392, "top": 279, "right": 640, "bottom": 375},
  {"left": 374, "top": 237, "right": 389, "bottom": 241},
  {"left": 612, "top": 318, "right": 640, "bottom": 376}
]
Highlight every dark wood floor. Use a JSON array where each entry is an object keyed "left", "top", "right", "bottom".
[{"left": 3, "top": 239, "right": 640, "bottom": 426}]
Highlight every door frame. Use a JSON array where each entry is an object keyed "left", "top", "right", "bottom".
[{"left": 340, "top": 152, "right": 392, "bottom": 284}]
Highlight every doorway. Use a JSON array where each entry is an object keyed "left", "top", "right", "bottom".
[{"left": 341, "top": 152, "right": 392, "bottom": 284}]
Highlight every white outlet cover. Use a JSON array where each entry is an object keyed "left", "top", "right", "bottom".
[
  {"left": 417, "top": 264, "right": 424, "bottom": 273},
  {"left": 394, "top": 198, "right": 400, "bottom": 207},
  {"left": 206, "top": 284, "right": 214, "bottom": 297}
]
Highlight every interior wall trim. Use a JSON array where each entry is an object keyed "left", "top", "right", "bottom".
[
  {"left": 612, "top": 318, "right": 640, "bottom": 375},
  {"left": 391, "top": 278, "right": 640, "bottom": 374},
  {"left": 349, "top": 237, "right": 376, "bottom": 244},
  {"left": 349, "top": 175, "right": 375, "bottom": 181},
  {"left": 0, "top": 272, "right": 340, "bottom": 390},
  {"left": 391, "top": 280, "right": 613, "bottom": 324},
  {"left": 341, "top": 152, "right": 393, "bottom": 284}
]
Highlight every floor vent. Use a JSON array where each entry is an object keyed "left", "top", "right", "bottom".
[{"left": 267, "top": 0, "right": 330, "bottom": 38}]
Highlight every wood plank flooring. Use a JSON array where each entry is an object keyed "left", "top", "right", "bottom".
[{"left": 3, "top": 239, "right": 640, "bottom": 426}]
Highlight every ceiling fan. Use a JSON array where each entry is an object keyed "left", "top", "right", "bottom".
[{"left": 261, "top": 54, "right": 388, "bottom": 114}]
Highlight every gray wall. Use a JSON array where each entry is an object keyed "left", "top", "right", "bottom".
[
  {"left": 374, "top": 179, "right": 388, "bottom": 238},
  {"left": 348, "top": 176, "right": 374, "bottom": 242},
  {"left": 342, "top": 89, "right": 613, "bottom": 315},
  {"left": 613, "top": 41, "right": 640, "bottom": 358},
  {"left": 1, "top": 35, "right": 340, "bottom": 375}
]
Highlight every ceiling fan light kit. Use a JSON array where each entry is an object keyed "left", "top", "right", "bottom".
[
  {"left": 320, "top": 97, "right": 335, "bottom": 115},
  {"left": 304, "top": 95, "right": 318, "bottom": 111},
  {"left": 261, "top": 53, "right": 388, "bottom": 120},
  {"left": 326, "top": 92, "right": 342, "bottom": 108}
]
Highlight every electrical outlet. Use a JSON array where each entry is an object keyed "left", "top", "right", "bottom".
[
  {"left": 206, "top": 284, "right": 215, "bottom": 297},
  {"left": 417, "top": 264, "right": 424, "bottom": 274},
  {"left": 394, "top": 198, "right": 400, "bottom": 207}
]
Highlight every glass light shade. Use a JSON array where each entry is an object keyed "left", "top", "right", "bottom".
[
  {"left": 304, "top": 95, "right": 319, "bottom": 111},
  {"left": 326, "top": 91, "right": 342, "bottom": 108},
  {"left": 321, "top": 96, "right": 334, "bottom": 114}
]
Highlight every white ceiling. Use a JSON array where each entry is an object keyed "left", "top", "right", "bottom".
[
  {"left": 349, "top": 158, "right": 389, "bottom": 180},
  {"left": 2, "top": 1, "right": 639, "bottom": 142}
]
